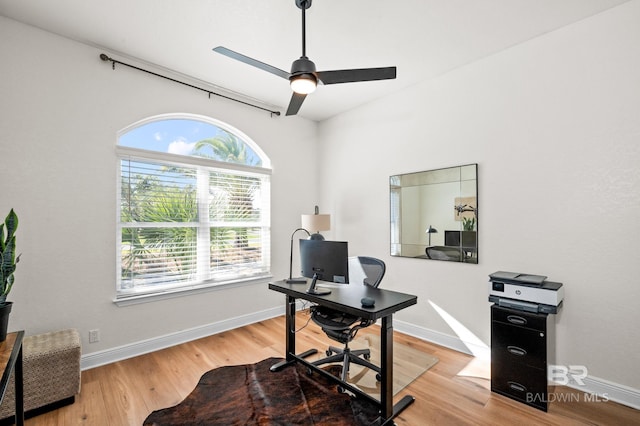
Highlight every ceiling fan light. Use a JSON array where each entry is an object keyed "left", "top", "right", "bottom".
[{"left": 290, "top": 74, "right": 317, "bottom": 94}]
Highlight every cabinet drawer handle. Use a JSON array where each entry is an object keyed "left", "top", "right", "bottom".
[
  {"left": 508, "top": 381, "right": 527, "bottom": 393},
  {"left": 507, "top": 346, "right": 527, "bottom": 356},
  {"left": 507, "top": 315, "right": 527, "bottom": 325}
]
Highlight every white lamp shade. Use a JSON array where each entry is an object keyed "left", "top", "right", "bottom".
[{"left": 301, "top": 214, "right": 331, "bottom": 233}]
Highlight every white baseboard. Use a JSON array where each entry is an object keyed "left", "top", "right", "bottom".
[
  {"left": 394, "top": 319, "right": 640, "bottom": 411},
  {"left": 564, "top": 375, "right": 640, "bottom": 410},
  {"left": 394, "top": 318, "right": 490, "bottom": 359},
  {"left": 81, "top": 312, "right": 640, "bottom": 411},
  {"left": 80, "top": 306, "right": 284, "bottom": 370}
]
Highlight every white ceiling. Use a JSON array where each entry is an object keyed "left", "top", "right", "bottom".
[{"left": 0, "top": 0, "right": 629, "bottom": 121}]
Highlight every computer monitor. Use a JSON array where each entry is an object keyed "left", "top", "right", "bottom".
[
  {"left": 444, "top": 230, "right": 477, "bottom": 249},
  {"left": 299, "top": 239, "right": 349, "bottom": 295}
]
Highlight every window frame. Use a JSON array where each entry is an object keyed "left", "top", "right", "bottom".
[{"left": 114, "top": 114, "right": 272, "bottom": 305}]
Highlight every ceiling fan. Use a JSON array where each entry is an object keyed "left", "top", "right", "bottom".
[{"left": 213, "top": 0, "right": 397, "bottom": 116}]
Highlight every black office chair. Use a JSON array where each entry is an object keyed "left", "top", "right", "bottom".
[
  {"left": 310, "top": 256, "right": 386, "bottom": 383},
  {"left": 425, "top": 245, "right": 463, "bottom": 261}
]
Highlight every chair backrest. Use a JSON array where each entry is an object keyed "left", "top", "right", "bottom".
[
  {"left": 348, "top": 256, "right": 386, "bottom": 288},
  {"left": 425, "top": 246, "right": 463, "bottom": 261}
]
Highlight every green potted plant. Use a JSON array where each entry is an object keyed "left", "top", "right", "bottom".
[
  {"left": 0, "top": 209, "right": 20, "bottom": 341},
  {"left": 462, "top": 217, "right": 476, "bottom": 231}
]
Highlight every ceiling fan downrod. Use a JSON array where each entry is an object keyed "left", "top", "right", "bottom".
[{"left": 296, "top": 0, "right": 311, "bottom": 58}]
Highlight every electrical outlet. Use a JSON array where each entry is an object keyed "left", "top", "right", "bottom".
[{"left": 89, "top": 329, "right": 100, "bottom": 343}]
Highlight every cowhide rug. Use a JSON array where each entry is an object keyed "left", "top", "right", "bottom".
[{"left": 144, "top": 357, "right": 380, "bottom": 425}]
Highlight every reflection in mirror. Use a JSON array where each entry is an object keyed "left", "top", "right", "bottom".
[{"left": 390, "top": 164, "right": 478, "bottom": 263}]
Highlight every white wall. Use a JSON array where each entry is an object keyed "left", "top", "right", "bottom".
[
  {"left": 0, "top": 16, "right": 318, "bottom": 355},
  {"left": 2, "top": 0, "right": 640, "bottom": 406},
  {"left": 318, "top": 0, "right": 640, "bottom": 394}
]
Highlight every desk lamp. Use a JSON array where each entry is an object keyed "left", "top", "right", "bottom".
[
  {"left": 286, "top": 206, "right": 331, "bottom": 283},
  {"left": 286, "top": 228, "right": 310, "bottom": 283},
  {"left": 426, "top": 225, "right": 438, "bottom": 246}
]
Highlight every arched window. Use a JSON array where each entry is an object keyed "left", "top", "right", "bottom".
[{"left": 116, "top": 114, "right": 271, "bottom": 301}]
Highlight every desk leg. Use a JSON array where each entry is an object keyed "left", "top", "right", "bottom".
[
  {"left": 271, "top": 296, "right": 318, "bottom": 372},
  {"left": 380, "top": 315, "right": 415, "bottom": 424},
  {"left": 380, "top": 315, "right": 393, "bottom": 420},
  {"left": 285, "top": 295, "right": 296, "bottom": 360},
  {"left": 15, "top": 344, "right": 24, "bottom": 426}
]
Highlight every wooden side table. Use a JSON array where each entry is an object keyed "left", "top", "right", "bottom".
[{"left": 0, "top": 331, "right": 24, "bottom": 426}]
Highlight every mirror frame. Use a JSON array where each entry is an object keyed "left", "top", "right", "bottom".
[{"left": 390, "top": 164, "right": 478, "bottom": 263}]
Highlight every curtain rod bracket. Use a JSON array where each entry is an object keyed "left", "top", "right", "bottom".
[{"left": 98, "top": 53, "right": 280, "bottom": 117}]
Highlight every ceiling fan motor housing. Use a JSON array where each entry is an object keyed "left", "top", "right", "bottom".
[{"left": 290, "top": 57, "right": 316, "bottom": 76}]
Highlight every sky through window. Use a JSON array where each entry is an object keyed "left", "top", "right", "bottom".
[{"left": 119, "top": 119, "right": 261, "bottom": 165}]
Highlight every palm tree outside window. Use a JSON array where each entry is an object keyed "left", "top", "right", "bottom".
[{"left": 116, "top": 114, "right": 271, "bottom": 300}]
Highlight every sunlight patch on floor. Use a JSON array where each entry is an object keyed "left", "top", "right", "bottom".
[{"left": 429, "top": 300, "right": 491, "bottom": 385}]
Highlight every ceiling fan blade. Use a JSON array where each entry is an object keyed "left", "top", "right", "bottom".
[
  {"left": 213, "top": 46, "right": 290, "bottom": 80},
  {"left": 316, "top": 67, "right": 396, "bottom": 85},
  {"left": 286, "top": 92, "right": 307, "bottom": 116}
]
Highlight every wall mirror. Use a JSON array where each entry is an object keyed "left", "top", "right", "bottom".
[{"left": 390, "top": 164, "right": 478, "bottom": 263}]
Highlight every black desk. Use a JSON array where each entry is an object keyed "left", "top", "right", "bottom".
[
  {"left": 0, "top": 331, "right": 24, "bottom": 426},
  {"left": 269, "top": 280, "right": 417, "bottom": 424}
]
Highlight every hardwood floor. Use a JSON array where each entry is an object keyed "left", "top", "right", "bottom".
[{"left": 24, "top": 312, "right": 639, "bottom": 425}]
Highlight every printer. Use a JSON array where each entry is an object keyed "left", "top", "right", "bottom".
[{"left": 488, "top": 271, "right": 563, "bottom": 314}]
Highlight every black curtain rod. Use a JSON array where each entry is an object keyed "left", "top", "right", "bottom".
[{"left": 99, "top": 53, "right": 281, "bottom": 117}]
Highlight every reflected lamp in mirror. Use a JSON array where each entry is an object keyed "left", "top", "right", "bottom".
[
  {"left": 425, "top": 225, "right": 438, "bottom": 246},
  {"left": 390, "top": 164, "right": 478, "bottom": 263},
  {"left": 301, "top": 205, "right": 331, "bottom": 240}
]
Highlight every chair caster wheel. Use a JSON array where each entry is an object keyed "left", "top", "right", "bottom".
[
  {"left": 364, "top": 353, "right": 371, "bottom": 360},
  {"left": 376, "top": 373, "right": 382, "bottom": 381},
  {"left": 326, "top": 350, "right": 333, "bottom": 356},
  {"left": 337, "top": 385, "right": 345, "bottom": 393}
]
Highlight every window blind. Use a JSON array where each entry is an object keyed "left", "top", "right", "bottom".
[{"left": 118, "top": 157, "right": 270, "bottom": 296}]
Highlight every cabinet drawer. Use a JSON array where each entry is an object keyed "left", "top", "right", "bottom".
[
  {"left": 491, "top": 305, "right": 547, "bottom": 331},
  {"left": 491, "top": 362, "right": 548, "bottom": 411},
  {"left": 492, "top": 321, "right": 547, "bottom": 369}
]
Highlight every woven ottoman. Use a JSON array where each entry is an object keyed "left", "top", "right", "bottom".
[{"left": 0, "top": 329, "right": 81, "bottom": 422}]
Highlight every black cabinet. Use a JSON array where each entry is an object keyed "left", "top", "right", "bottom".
[{"left": 491, "top": 305, "right": 554, "bottom": 411}]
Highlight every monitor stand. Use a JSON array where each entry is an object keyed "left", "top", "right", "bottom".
[
  {"left": 306, "top": 273, "right": 331, "bottom": 295},
  {"left": 285, "top": 277, "right": 307, "bottom": 284}
]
